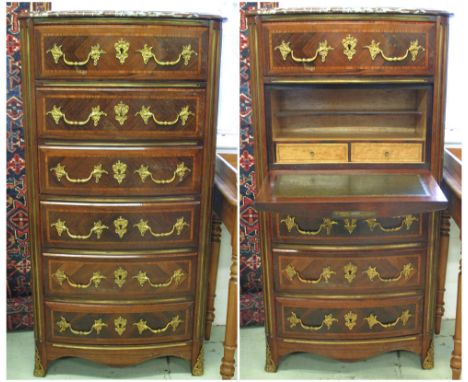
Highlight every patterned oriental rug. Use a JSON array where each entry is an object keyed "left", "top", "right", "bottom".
[
  {"left": 239, "top": 2, "right": 277, "bottom": 327},
  {"left": 7, "top": 2, "right": 51, "bottom": 331}
]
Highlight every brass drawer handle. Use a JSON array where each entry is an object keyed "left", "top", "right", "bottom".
[
  {"left": 134, "top": 217, "right": 189, "bottom": 238},
  {"left": 275, "top": 40, "right": 334, "bottom": 63},
  {"left": 135, "top": 105, "right": 194, "bottom": 127},
  {"left": 56, "top": 316, "right": 107, "bottom": 336},
  {"left": 135, "top": 162, "right": 191, "bottom": 184},
  {"left": 137, "top": 44, "right": 197, "bottom": 66},
  {"left": 365, "top": 215, "right": 418, "bottom": 233},
  {"left": 364, "top": 40, "right": 424, "bottom": 62},
  {"left": 133, "top": 269, "right": 185, "bottom": 288},
  {"left": 364, "top": 263, "right": 415, "bottom": 283},
  {"left": 284, "top": 264, "right": 335, "bottom": 284},
  {"left": 47, "top": 105, "right": 107, "bottom": 127},
  {"left": 52, "top": 269, "right": 106, "bottom": 289},
  {"left": 364, "top": 309, "right": 412, "bottom": 329},
  {"left": 50, "top": 163, "right": 108, "bottom": 184},
  {"left": 288, "top": 311, "right": 338, "bottom": 331},
  {"left": 46, "top": 43, "right": 106, "bottom": 66},
  {"left": 51, "top": 219, "right": 109, "bottom": 240},
  {"left": 281, "top": 215, "right": 338, "bottom": 236},
  {"left": 133, "top": 315, "right": 183, "bottom": 335}
]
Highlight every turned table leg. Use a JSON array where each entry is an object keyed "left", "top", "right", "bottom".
[
  {"left": 220, "top": 224, "right": 238, "bottom": 379},
  {"left": 205, "top": 213, "right": 222, "bottom": 340},
  {"left": 436, "top": 211, "right": 451, "bottom": 334},
  {"left": 450, "top": 259, "right": 462, "bottom": 379}
]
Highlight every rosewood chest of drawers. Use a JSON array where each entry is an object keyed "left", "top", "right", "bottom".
[
  {"left": 20, "top": 11, "right": 222, "bottom": 376},
  {"left": 247, "top": 8, "right": 450, "bottom": 372}
]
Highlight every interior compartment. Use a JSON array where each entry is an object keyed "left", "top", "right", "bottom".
[{"left": 267, "top": 84, "right": 429, "bottom": 142}]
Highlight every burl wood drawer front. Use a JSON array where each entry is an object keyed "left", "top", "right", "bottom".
[
  {"left": 41, "top": 201, "right": 199, "bottom": 250},
  {"left": 274, "top": 249, "right": 424, "bottom": 293},
  {"left": 39, "top": 146, "right": 202, "bottom": 197},
  {"left": 276, "top": 143, "right": 348, "bottom": 164},
  {"left": 45, "top": 301, "right": 193, "bottom": 344},
  {"left": 277, "top": 295, "right": 422, "bottom": 340},
  {"left": 274, "top": 213, "right": 424, "bottom": 244},
  {"left": 36, "top": 87, "right": 205, "bottom": 140},
  {"left": 44, "top": 252, "right": 196, "bottom": 299},
  {"left": 35, "top": 25, "right": 208, "bottom": 80},
  {"left": 263, "top": 21, "right": 435, "bottom": 76},
  {"left": 351, "top": 143, "right": 423, "bottom": 163}
]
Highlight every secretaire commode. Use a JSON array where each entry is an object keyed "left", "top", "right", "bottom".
[
  {"left": 20, "top": 11, "right": 222, "bottom": 376},
  {"left": 247, "top": 7, "right": 450, "bottom": 372}
]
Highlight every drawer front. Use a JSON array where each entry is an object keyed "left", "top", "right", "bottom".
[
  {"left": 274, "top": 249, "right": 424, "bottom": 293},
  {"left": 44, "top": 252, "right": 196, "bottom": 299},
  {"left": 37, "top": 87, "right": 205, "bottom": 140},
  {"left": 277, "top": 295, "right": 422, "bottom": 340},
  {"left": 35, "top": 25, "right": 208, "bottom": 80},
  {"left": 45, "top": 301, "right": 193, "bottom": 344},
  {"left": 273, "top": 213, "right": 424, "bottom": 244},
  {"left": 39, "top": 146, "right": 202, "bottom": 197},
  {"left": 351, "top": 143, "right": 423, "bottom": 163},
  {"left": 276, "top": 143, "right": 348, "bottom": 164},
  {"left": 41, "top": 201, "right": 199, "bottom": 250},
  {"left": 263, "top": 21, "right": 435, "bottom": 76}
]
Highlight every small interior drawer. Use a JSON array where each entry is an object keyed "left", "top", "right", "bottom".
[
  {"left": 276, "top": 143, "right": 348, "bottom": 164},
  {"left": 351, "top": 143, "right": 423, "bottom": 163}
]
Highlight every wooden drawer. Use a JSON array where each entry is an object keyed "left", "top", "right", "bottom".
[
  {"left": 351, "top": 143, "right": 423, "bottom": 163},
  {"left": 44, "top": 252, "right": 196, "bottom": 300},
  {"left": 39, "top": 146, "right": 202, "bottom": 197},
  {"left": 273, "top": 213, "right": 424, "bottom": 244},
  {"left": 274, "top": 248, "right": 424, "bottom": 294},
  {"left": 45, "top": 301, "right": 192, "bottom": 344},
  {"left": 41, "top": 201, "right": 199, "bottom": 251},
  {"left": 263, "top": 21, "right": 435, "bottom": 76},
  {"left": 276, "top": 143, "right": 348, "bottom": 164},
  {"left": 35, "top": 24, "right": 208, "bottom": 80},
  {"left": 277, "top": 295, "right": 422, "bottom": 340},
  {"left": 36, "top": 87, "right": 205, "bottom": 140}
]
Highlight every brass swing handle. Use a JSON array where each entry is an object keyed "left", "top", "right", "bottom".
[
  {"left": 288, "top": 311, "right": 338, "bottom": 331},
  {"left": 133, "top": 315, "right": 183, "bottom": 335},
  {"left": 364, "top": 40, "right": 424, "bottom": 62},
  {"left": 46, "top": 43, "right": 106, "bottom": 66},
  {"left": 364, "top": 263, "right": 415, "bottom": 283},
  {"left": 365, "top": 215, "right": 418, "bottom": 233},
  {"left": 284, "top": 264, "right": 335, "bottom": 284},
  {"left": 137, "top": 44, "right": 197, "bottom": 66},
  {"left": 134, "top": 217, "right": 189, "bottom": 238},
  {"left": 364, "top": 309, "right": 412, "bottom": 329},
  {"left": 280, "top": 215, "right": 338, "bottom": 236},
  {"left": 133, "top": 269, "right": 185, "bottom": 288},
  {"left": 50, "top": 163, "right": 108, "bottom": 184},
  {"left": 51, "top": 219, "right": 109, "bottom": 240},
  {"left": 135, "top": 105, "right": 194, "bottom": 127},
  {"left": 46, "top": 105, "right": 107, "bottom": 127},
  {"left": 134, "top": 162, "right": 191, "bottom": 184},
  {"left": 274, "top": 40, "right": 334, "bottom": 63},
  {"left": 52, "top": 269, "right": 106, "bottom": 289},
  {"left": 56, "top": 316, "right": 107, "bottom": 336}
]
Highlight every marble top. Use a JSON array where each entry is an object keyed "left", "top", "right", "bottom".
[
  {"left": 20, "top": 10, "right": 224, "bottom": 21},
  {"left": 249, "top": 7, "right": 452, "bottom": 17}
]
